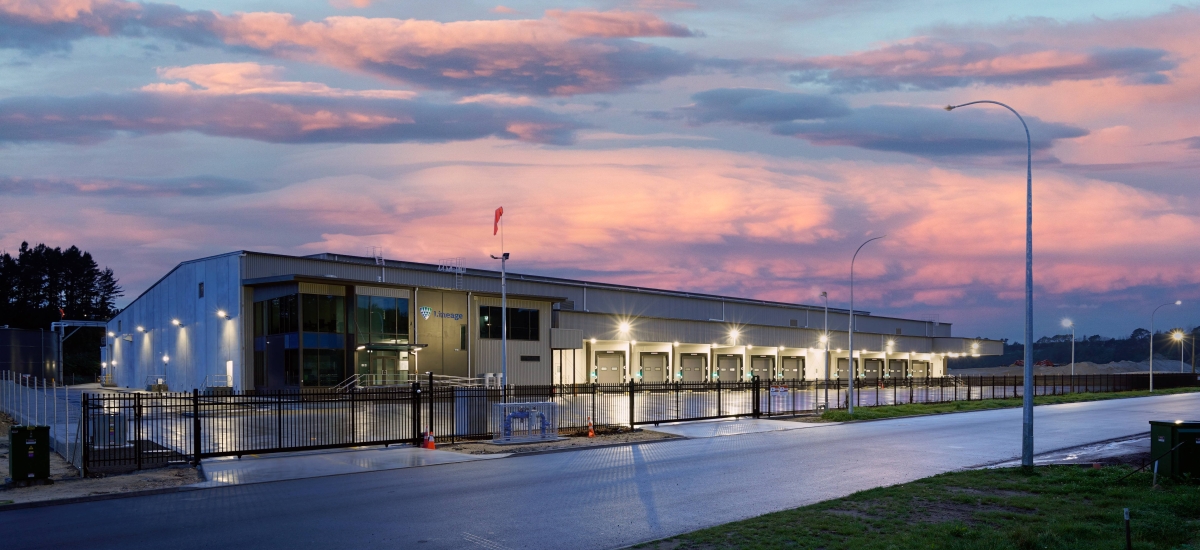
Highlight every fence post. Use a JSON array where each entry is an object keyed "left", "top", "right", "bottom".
[
  {"left": 134, "top": 392, "right": 143, "bottom": 471},
  {"left": 752, "top": 376, "right": 761, "bottom": 419},
  {"left": 276, "top": 390, "right": 283, "bottom": 449},
  {"left": 629, "top": 379, "right": 635, "bottom": 429},
  {"left": 191, "top": 389, "right": 201, "bottom": 466},
  {"left": 350, "top": 385, "right": 357, "bottom": 445},
  {"left": 81, "top": 392, "right": 89, "bottom": 477},
  {"left": 412, "top": 381, "right": 422, "bottom": 446},
  {"left": 716, "top": 379, "right": 722, "bottom": 417},
  {"left": 592, "top": 382, "right": 597, "bottom": 428}
]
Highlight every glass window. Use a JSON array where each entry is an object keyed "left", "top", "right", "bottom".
[
  {"left": 355, "top": 295, "right": 409, "bottom": 345},
  {"left": 479, "top": 306, "right": 539, "bottom": 340},
  {"left": 284, "top": 349, "right": 300, "bottom": 386},
  {"left": 302, "top": 295, "right": 319, "bottom": 333}
]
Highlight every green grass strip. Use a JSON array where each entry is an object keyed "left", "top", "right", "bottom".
[
  {"left": 642, "top": 466, "right": 1200, "bottom": 550},
  {"left": 819, "top": 386, "right": 1200, "bottom": 422}
]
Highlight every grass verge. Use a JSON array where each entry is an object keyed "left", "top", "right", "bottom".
[
  {"left": 640, "top": 466, "right": 1200, "bottom": 550},
  {"left": 820, "top": 386, "right": 1200, "bottom": 422}
]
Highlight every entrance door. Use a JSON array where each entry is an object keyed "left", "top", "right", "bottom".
[
  {"left": 781, "top": 357, "right": 804, "bottom": 380},
  {"left": 716, "top": 355, "right": 741, "bottom": 381},
  {"left": 836, "top": 358, "right": 859, "bottom": 379},
  {"left": 749, "top": 356, "right": 773, "bottom": 380},
  {"left": 642, "top": 354, "right": 668, "bottom": 382},
  {"left": 911, "top": 360, "right": 930, "bottom": 378},
  {"left": 887, "top": 359, "right": 907, "bottom": 378},
  {"left": 596, "top": 352, "right": 624, "bottom": 383},
  {"left": 863, "top": 359, "right": 883, "bottom": 381},
  {"left": 681, "top": 355, "right": 705, "bottom": 382}
]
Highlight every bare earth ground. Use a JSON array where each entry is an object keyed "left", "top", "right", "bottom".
[
  {"left": 0, "top": 413, "right": 203, "bottom": 506},
  {"left": 439, "top": 425, "right": 680, "bottom": 454}
]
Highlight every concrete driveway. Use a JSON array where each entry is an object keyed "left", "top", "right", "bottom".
[{"left": 3, "top": 393, "right": 1197, "bottom": 550}]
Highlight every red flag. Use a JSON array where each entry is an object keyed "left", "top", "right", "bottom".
[
  {"left": 493, "top": 206, "right": 504, "bottom": 235},
  {"left": 58, "top": 307, "right": 65, "bottom": 319}
]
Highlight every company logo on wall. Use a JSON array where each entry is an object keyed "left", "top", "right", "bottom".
[{"left": 418, "top": 306, "right": 463, "bottom": 321}]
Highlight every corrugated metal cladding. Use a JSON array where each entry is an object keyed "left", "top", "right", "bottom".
[
  {"left": 558, "top": 311, "right": 825, "bottom": 348},
  {"left": 253, "top": 284, "right": 297, "bottom": 302},
  {"left": 298, "top": 282, "right": 345, "bottom": 296},
  {"left": 933, "top": 338, "right": 1000, "bottom": 355},
  {"left": 550, "top": 328, "right": 583, "bottom": 349},
  {"left": 473, "top": 296, "right": 553, "bottom": 385},
  {"left": 355, "top": 286, "right": 410, "bottom": 298}
]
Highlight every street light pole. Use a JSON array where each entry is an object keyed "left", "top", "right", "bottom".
[
  {"left": 490, "top": 253, "right": 510, "bottom": 387},
  {"left": 1173, "top": 331, "right": 1185, "bottom": 373},
  {"left": 1061, "top": 319, "right": 1075, "bottom": 376},
  {"left": 1149, "top": 300, "right": 1181, "bottom": 392},
  {"left": 821, "top": 291, "right": 829, "bottom": 409},
  {"left": 848, "top": 235, "right": 885, "bottom": 415},
  {"left": 946, "top": 100, "right": 1034, "bottom": 467}
]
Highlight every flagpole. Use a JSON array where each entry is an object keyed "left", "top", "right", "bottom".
[{"left": 500, "top": 216, "right": 507, "bottom": 388}]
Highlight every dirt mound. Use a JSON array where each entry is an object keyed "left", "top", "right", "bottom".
[{"left": 950, "top": 360, "right": 1162, "bottom": 376}]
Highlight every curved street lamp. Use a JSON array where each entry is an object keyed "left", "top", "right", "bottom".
[
  {"left": 848, "top": 235, "right": 885, "bottom": 414},
  {"left": 946, "top": 100, "right": 1034, "bottom": 466},
  {"left": 1150, "top": 300, "right": 1181, "bottom": 392}
]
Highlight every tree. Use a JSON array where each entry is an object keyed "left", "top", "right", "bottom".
[
  {"left": 0, "top": 242, "right": 123, "bottom": 378},
  {"left": 1130, "top": 328, "right": 1150, "bottom": 342}
]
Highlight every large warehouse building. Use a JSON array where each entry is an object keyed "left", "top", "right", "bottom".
[{"left": 104, "top": 251, "right": 1002, "bottom": 391}]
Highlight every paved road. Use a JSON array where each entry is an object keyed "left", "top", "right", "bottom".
[{"left": 4, "top": 393, "right": 1197, "bottom": 550}]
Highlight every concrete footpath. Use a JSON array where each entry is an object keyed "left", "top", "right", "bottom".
[
  {"left": 197, "top": 446, "right": 510, "bottom": 487},
  {"left": 2, "top": 393, "right": 1197, "bottom": 550}
]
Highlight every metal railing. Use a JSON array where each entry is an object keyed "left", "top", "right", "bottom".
[
  {"left": 74, "top": 372, "right": 1200, "bottom": 475},
  {"left": 0, "top": 370, "right": 85, "bottom": 471}
]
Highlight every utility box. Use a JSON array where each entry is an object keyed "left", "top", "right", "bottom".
[
  {"left": 1149, "top": 420, "right": 1200, "bottom": 480},
  {"left": 8, "top": 425, "right": 51, "bottom": 483}
]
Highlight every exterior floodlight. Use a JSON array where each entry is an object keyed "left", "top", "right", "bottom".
[
  {"left": 590, "top": 338, "right": 597, "bottom": 344},
  {"left": 356, "top": 345, "right": 366, "bottom": 351},
  {"left": 162, "top": 354, "right": 170, "bottom": 363},
  {"left": 631, "top": 340, "right": 638, "bottom": 345},
  {"left": 618, "top": 321, "right": 631, "bottom": 333},
  {"left": 747, "top": 344, "right": 753, "bottom": 349},
  {"left": 730, "top": 329, "right": 740, "bottom": 339},
  {"left": 101, "top": 361, "right": 107, "bottom": 368},
  {"left": 819, "top": 335, "right": 828, "bottom": 343},
  {"left": 136, "top": 326, "right": 145, "bottom": 332},
  {"left": 971, "top": 342, "right": 980, "bottom": 350},
  {"left": 887, "top": 339, "right": 895, "bottom": 346},
  {"left": 172, "top": 319, "right": 181, "bottom": 326},
  {"left": 836, "top": 348, "right": 842, "bottom": 353},
  {"left": 217, "top": 309, "right": 231, "bottom": 320},
  {"left": 107, "top": 331, "right": 115, "bottom": 337},
  {"left": 673, "top": 341, "right": 679, "bottom": 347}
]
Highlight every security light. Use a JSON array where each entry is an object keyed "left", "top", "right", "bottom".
[
  {"left": 819, "top": 335, "right": 828, "bottom": 343},
  {"left": 730, "top": 329, "right": 740, "bottom": 340},
  {"left": 971, "top": 342, "right": 980, "bottom": 350},
  {"left": 747, "top": 344, "right": 753, "bottom": 349},
  {"left": 171, "top": 319, "right": 182, "bottom": 326},
  {"left": 887, "top": 339, "right": 895, "bottom": 346},
  {"left": 672, "top": 341, "right": 679, "bottom": 347},
  {"left": 631, "top": 340, "right": 638, "bottom": 345},
  {"left": 356, "top": 345, "right": 366, "bottom": 351},
  {"left": 136, "top": 326, "right": 145, "bottom": 332},
  {"left": 217, "top": 309, "right": 231, "bottom": 320},
  {"left": 618, "top": 321, "right": 631, "bottom": 333},
  {"left": 107, "top": 331, "right": 115, "bottom": 337},
  {"left": 590, "top": 338, "right": 597, "bottom": 344},
  {"left": 162, "top": 355, "right": 170, "bottom": 363}
]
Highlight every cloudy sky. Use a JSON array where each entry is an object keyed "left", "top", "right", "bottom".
[{"left": 2, "top": 0, "right": 1198, "bottom": 342}]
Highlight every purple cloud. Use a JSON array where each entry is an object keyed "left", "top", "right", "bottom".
[{"left": 682, "top": 88, "right": 852, "bottom": 124}]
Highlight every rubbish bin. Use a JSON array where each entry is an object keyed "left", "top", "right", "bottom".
[
  {"left": 8, "top": 425, "right": 51, "bottom": 484},
  {"left": 1149, "top": 420, "right": 1200, "bottom": 480}
]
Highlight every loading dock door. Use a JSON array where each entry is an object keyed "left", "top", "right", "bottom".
[
  {"left": 887, "top": 359, "right": 907, "bottom": 378},
  {"left": 642, "top": 353, "right": 668, "bottom": 383},
  {"left": 596, "top": 352, "right": 625, "bottom": 384},
  {"left": 749, "top": 356, "right": 774, "bottom": 380},
  {"left": 863, "top": 359, "right": 883, "bottom": 380},
  {"left": 836, "top": 358, "right": 859, "bottom": 379},
  {"left": 911, "top": 360, "right": 930, "bottom": 378},
  {"left": 681, "top": 355, "right": 706, "bottom": 382},
  {"left": 781, "top": 356, "right": 804, "bottom": 380},
  {"left": 716, "top": 355, "right": 742, "bottom": 381}
]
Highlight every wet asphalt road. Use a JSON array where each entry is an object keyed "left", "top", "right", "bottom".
[{"left": 4, "top": 393, "right": 1198, "bottom": 550}]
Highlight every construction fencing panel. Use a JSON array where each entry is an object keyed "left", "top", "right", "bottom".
[{"left": 74, "top": 372, "right": 1200, "bottom": 475}]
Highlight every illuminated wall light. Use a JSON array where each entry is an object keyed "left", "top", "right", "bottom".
[
  {"left": 818, "top": 335, "right": 828, "bottom": 343},
  {"left": 107, "top": 331, "right": 115, "bottom": 337},
  {"left": 136, "top": 326, "right": 145, "bottom": 332},
  {"left": 618, "top": 321, "right": 631, "bottom": 333},
  {"left": 171, "top": 319, "right": 181, "bottom": 326},
  {"left": 590, "top": 338, "right": 597, "bottom": 344},
  {"left": 730, "top": 329, "right": 740, "bottom": 339},
  {"left": 672, "top": 341, "right": 679, "bottom": 347},
  {"left": 631, "top": 340, "right": 638, "bottom": 345}
]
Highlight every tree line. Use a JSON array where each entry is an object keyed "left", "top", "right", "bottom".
[
  {"left": 949, "top": 326, "right": 1199, "bottom": 370},
  {"left": 1, "top": 242, "right": 122, "bottom": 378}
]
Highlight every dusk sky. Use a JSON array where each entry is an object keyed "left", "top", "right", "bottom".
[{"left": 2, "top": 0, "right": 1198, "bottom": 343}]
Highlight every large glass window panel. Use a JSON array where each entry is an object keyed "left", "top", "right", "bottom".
[
  {"left": 302, "top": 351, "right": 319, "bottom": 386},
  {"left": 333, "top": 296, "right": 346, "bottom": 334},
  {"left": 268, "top": 298, "right": 280, "bottom": 335},
  {"left": 395, "top": 298, "right": 409, "bottom": 339},
  {"left": 284, "top": 349, "right": 300, "bottom": 386},
  {"left": 302, "top": 294, "right": 319, "bottom": 332}
]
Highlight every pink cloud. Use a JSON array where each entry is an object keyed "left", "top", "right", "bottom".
[
  {"left": 490, "top": 6, "right": 517, "bottom": 15},
  {"left": 142, "top": 62, "right": 416, "bottom": 99}
]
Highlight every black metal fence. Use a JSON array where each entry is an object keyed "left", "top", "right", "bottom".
[{"left": 79, "top": 372, "right": 1200, "bottom": 475}]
